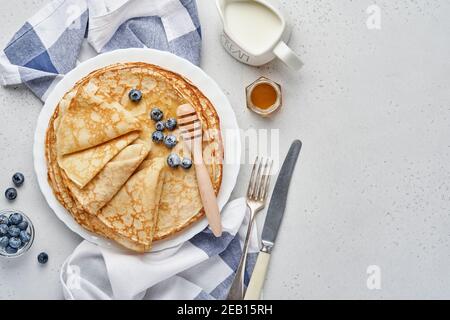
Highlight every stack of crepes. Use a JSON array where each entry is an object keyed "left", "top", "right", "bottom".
[{"left": 46, "top": 63, "right": 223, "bottom": 252}]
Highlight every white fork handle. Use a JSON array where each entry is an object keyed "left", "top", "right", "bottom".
[{"left": 244, "top": 251, "right": 271, "bottom": 300}]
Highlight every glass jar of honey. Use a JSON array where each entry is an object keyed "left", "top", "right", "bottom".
[{"left": 246, "top": 76, "right": 282, "bottom": 116}]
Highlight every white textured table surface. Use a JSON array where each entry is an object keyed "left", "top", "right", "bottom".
[{"left": 0, "top": 0, "right": 449, "bottom": 299}]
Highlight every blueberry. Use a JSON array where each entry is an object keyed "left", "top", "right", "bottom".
[
  {"left": 165, "top": 118, "right": 177, "bottom": 131},
  {"left": 181, "top": 157, "right": 193, "bottom": 169},
  {"left": 8, "top": 212, "right": 23, "bottom": 225},
  {"left": 128, "top": 89, "right": 142, "bottom": 102},
  {"left": 155, "top": 121, "right": 166, "bottom": 131},
  {"left": 5, "top": 188, "right": 17, "bottom": 201},
  {"left": 0, "top": 214, "right": 9, "bottom": 224},
  {"left": 8, "top": 226, "right": 20, "bottom": 237},
  {"left": 0, "top": 224, "right": 8, "bottom": 236},
  {"left": 17, "top": 220, "right": 28, "bottom": 231},
  {"left": 164, "top": 135, "right": 177, "bottom": 149},
  {"left": 167, "top": 153, "right": 181, "bottom": 168},
  {"left": 150, "top": 108, "right": 163, "bottom": 121},
  {"left": 12, "top": 172, "right": 25, "bottom": 187},
  {"left": 19, "top": 230, "right": 30, "bottom": 243},
  {"left": 8, "top": 237, "right": 21, "bottom": 249},
  {"left": 5, "top": 246, "right": 17, "bottom": 254},
  {"left": 0, "top": 215, "right": 8, "bottom": 225},
  {"left": 0, "top": 236, "right": 9, "bottom": 248},
  {"left": 151, "top": 131, "right": 164, "bottom": 143},
  {"left": 38, "top": 252, "right": 49, "bottom": 264}
]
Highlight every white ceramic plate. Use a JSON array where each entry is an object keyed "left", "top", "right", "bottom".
[{"left": 33, "top": 48, "right": 241, "bottom": 252}]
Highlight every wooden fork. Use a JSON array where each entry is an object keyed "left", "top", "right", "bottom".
[{"left": 177, "top": 104, "right": 222, "bottom": 237}]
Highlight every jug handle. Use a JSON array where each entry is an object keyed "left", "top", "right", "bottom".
[{"left": 273, "top": 41, "right": 303, "bottom": 71}]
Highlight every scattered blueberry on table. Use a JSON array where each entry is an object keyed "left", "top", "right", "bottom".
[
  {"left": 167, "top": 153, "right": 181, "bottom": 168},
  {"left": 128, "top": 89, "right": 142, "bottom": 102},
  {"left": 151, "top": 131, "right": 164, "bottom": 143},
  {"left": 37, "top": 252, "right": 48, "bottom": 264},
  {"left": 181, "top": 158, "right": 193, "bottom": 169},
  {"left": 155, "top": 121, "right": 165, "bottom": 131},
  {"left": 12, "top": 173, "right": 25, "bottom": 187},
  {"left": 150, "top": 107, "right": 163, "bottom": 121},
  {"left": 5, "top": 188, "right": 17, "bottom": 201},
  {"left": 165, "top": 118, "right": 177, "bottom": 131},
  {"left": 164, "top": 135, "right": 177, "bottom": 149}
]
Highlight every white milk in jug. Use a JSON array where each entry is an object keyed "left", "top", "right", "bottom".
[{"left": 224, "top": 1, "right": 283, "bottom": 54}]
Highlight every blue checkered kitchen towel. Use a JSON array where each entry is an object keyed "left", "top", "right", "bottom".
[
  {"left": 0, "top": 0, "right": 259, "bottom": 300},
  {"left": 61, "top": 198, "right": 259, "bottom": 300},
  {"left": 0, "top": 0, "right": 202, "bottom": 101}
]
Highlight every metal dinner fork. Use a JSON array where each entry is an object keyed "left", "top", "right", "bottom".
[{"left": 227, "top": 156, "right": 273, "bottom": 300}]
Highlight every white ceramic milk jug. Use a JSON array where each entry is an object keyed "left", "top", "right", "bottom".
[{"left": 216, "top": 0, "right": 303, "bottom": 71}]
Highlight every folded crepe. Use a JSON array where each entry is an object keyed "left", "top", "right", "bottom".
[
  {"left": 56, "top": 82, "right": 141, "bottom": 188},
  {"left": 136, "top": 148, "right": 204, "bottom": 239},
  {"left": 83, "top": 215, "right": 154, "bottom": 253},
  {"left": 56, "top": 82, "right": 141, "bottom": 156},
  {"left": 59, "top": 132, "right": 140, "bottom": 188},
  {"left": 97, "top": 157, "right": 166, "bottom": 252},
  {"left": 46, "top": 63, "right": 224, "bottom": 252},
  {"left": 64, "top": 141, "right": 150, "bottom": 215},
  {"left": 46, "top": 115, "right": 154, "bottom": 253}
]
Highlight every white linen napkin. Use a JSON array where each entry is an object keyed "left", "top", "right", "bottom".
[{"left": 60, "top": 198, "right": 260, "bottom": 300}]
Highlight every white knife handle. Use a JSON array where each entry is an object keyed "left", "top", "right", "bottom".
[{"left": 244, "top": 251, "right": 271, "bottom": 300}]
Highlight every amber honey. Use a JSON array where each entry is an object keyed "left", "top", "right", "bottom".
[
  {"left": 250, "top": 83, "right": 278, "bottom": 109},
  {"left": 246, "top": 77, "right": 282, "bottom": 116}
]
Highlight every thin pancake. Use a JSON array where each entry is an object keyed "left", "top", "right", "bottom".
[
  {"left": 98, "top": 157, "right": 166, "bottom": 251},
  {"left": 56, "top": 81, "right": 142, "bottom": 188},
  {"left": 58, "top": 131, "right": 139, "bottom": 188},
  {"left": 46, "top": 62, "right": 223, "bottom": 251},
  {"left": 56, "top": 82, "right": 140, "bottom": 156},
  {"left": 68, "top": 63, "right": 223, "bottom": 240},
  {"left": 64, "top": 141, "right": 149, "bottom": 215},
  {"left": 47, "top": 107, "right": 150, "bottom": 252}
]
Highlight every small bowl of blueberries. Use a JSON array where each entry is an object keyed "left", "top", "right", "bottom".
[{"left": 0, "top": 209, "right": 34, "bottom": 258}]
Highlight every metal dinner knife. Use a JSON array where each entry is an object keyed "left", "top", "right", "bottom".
[{"left": 244, "top": 140, "right": 302, "bottom": 300}]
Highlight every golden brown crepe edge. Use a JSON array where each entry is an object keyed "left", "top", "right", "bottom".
[{"left": 45, "top": 62, "right": 224, "bottom": 246}]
